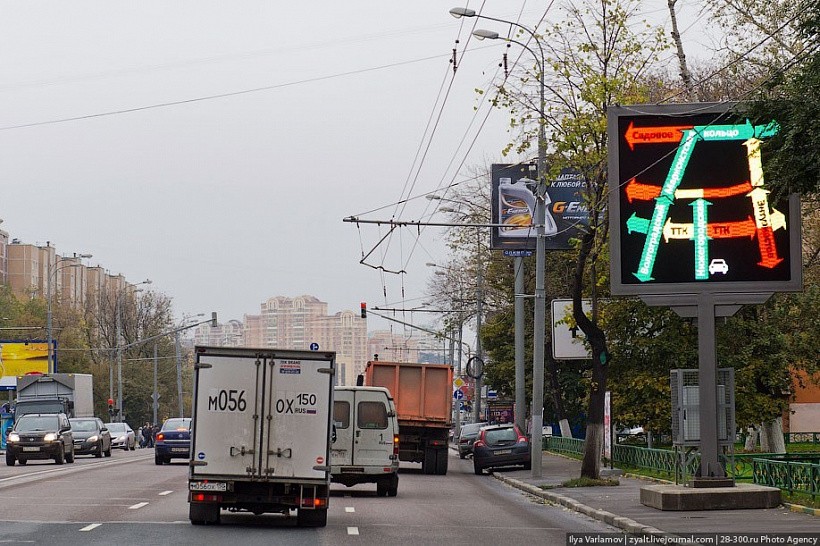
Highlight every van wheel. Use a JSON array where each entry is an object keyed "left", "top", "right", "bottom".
[
  {"left": 297, "top": 508, "right": 327, "bottom": 527},
  {"left": 5, "top": 452, "right": 15, "bottom": 466},
  {"left": 189, "top": 503, "right": 220, "bottom": 525},
  {"left": 387, "top": 474, "right": 399, "bottom": 497},
  {"left": 376, "top": 480, "right": 388, "bottom": 497}
]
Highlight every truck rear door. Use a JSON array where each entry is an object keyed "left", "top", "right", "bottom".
[{"left": 190, "top": 349, "right": 335, "bottom": 481}]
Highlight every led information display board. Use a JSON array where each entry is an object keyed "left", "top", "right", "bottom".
[{"left": 608, "top": 103, "right": 802, "bottom": 296}]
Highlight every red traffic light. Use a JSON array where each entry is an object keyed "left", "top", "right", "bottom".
[
  {"left": 107, "top": 398, "right": 114, "bottom": 406},
  {"left": 360, "top": 302, "right": 367, "bottom": 319}
]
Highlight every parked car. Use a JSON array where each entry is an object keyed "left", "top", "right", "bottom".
[
  {"left": 473, "top": 423, "right": 531, "bottom": 475},
  {"left": 5, "top": 413, "right": 75, "bottom": 465},
  {"left": 70, "top": 417, "right": 112, "bottom": 458},
  {"left": 155, "top": 417, "right": 191, "bottom": 465},
  {"left": 457, "top": 422, "right": 488, "bottom": 459},
  {"left": 105, "top": 422, "right": 136, "bottom": 450}
]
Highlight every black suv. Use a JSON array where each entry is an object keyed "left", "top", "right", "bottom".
[{"left": 6, "top": 413, "right": 76, "bottom": 466}]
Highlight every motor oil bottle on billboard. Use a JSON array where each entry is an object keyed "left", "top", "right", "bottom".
[{"left": 498, "top": 177, "right": 557, "bottom": 238}]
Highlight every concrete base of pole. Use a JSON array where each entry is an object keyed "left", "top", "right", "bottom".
[{"left": 640, "top": 483, "right": 781, "bottom": 510}]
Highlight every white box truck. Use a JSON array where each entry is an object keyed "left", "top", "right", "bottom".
[
  {"left": 14, "top": 373, "right": 94, "bottom": 422},
  {"left": 188, "top": 346, "right": 336, "bottom": 527}
]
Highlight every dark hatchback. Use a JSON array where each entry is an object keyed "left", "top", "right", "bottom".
[
  {"left": 457, "top": 422, "right": 488, "bottom": 459},
  {"left": 155, "top": 417, "right": 191, "bottom": 465},
  {"left": 473, "top": 423, "right": 531, "bottom": 475}
]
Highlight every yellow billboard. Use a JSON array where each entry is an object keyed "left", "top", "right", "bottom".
[{"left": 0, "top": 341, "right": 52, "bottom": 387}]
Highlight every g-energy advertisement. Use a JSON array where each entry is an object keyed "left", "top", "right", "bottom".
[
  {"left": 608, "top": 103, "right": 802, "bottom": 296},
  {"left": 491, "top": 163, "right": 590, "bottom": 252}
]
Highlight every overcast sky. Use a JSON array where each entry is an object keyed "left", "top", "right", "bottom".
[{"left": 0, "top": 1, "right": 711, "bottom": 334}]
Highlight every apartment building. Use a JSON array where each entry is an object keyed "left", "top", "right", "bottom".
[{"left": 0, "top": 226, "right": 8, "bottom": 285}]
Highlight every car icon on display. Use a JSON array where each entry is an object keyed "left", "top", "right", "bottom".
[{"left": 708, "top": 259, "right": 729, "bottom": 275}]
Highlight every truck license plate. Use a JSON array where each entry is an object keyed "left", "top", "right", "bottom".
[
  {"left": 22, "top": 446, "right": 41, "bottom": 452},
  {"left": 495, "top": 449, "right": 511, "bottom": 455},
  {"left": 190, "top": 482, "right": 227, "bottom": 492}
]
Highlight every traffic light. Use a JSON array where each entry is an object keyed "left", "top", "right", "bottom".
[
  {"left": 211, "top": 311, "right": 218, "bottom": 327},
  {"left": 360, "top": 302, "right": 367, "bottom": 319},
  {"left": 107, "top": 398, "right": 114, "bottom": 416}
]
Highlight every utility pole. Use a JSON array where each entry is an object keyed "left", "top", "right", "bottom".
[
  {"left": 473, "top": 229, "right": 484, "bottom": 423},
  {"left": 514, "top": 257, "right": 526, "bottom": 432},
  {"left": 175, "top": 332, "right": 184, "bottom": 418},
  {"left": 153, "top": 344, "right": 159, "bottom": 425}
]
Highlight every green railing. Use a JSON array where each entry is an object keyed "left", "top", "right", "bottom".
[
  {"left": 544, "top": 437, "right": 820, "bottom": 491},
  {"left": 785, "top": 432, "right": 820, "bottom": 445},
  {"left": 753, "top": 458, "right": 820, "bottom": 500}
]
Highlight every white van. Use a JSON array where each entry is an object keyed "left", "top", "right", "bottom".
[{"left": 331, "top": 386, "right": 400, "bottom": 497}]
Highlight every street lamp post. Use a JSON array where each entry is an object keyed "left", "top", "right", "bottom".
[
  {"left": 46, "top": 252, "right": 92, "bottom": 370},
  {"left": 116, "top": 279, "right": 151, "bottom": 422},
  {"left": 451, "top": 6, "right": 548, "bottom": 477}
]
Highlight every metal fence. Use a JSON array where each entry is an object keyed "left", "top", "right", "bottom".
[{"left": 544, "top": 436, "right": 820, "bottom": 496}]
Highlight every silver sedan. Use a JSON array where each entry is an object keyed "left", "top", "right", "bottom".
[{"left": 104, "top": 422, "right": 136, "bottom": 451}]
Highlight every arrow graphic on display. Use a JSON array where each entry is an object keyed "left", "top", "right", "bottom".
[
  {"left": 624, "top": 121, "right": 694, "bottom": 150},
  {"left": 691, "top": 199, "right": 712, "bottom": 280},
  {"left": 748, "top": 187, "right": 784, "bottom": 268},
  {"left": 744, "top": 138, "right": 765, "bottom": 187},
  {"left": 625, "top": 178, "right": 753, "bottom": 203}
]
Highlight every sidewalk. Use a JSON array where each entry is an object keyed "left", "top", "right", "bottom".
[{"left": 492, "top": 451, "right": 820, "bottom": 535}]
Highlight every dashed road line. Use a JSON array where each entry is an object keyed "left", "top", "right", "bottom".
[
  {"left": 79, "top": 524, "right": 101, "bottom": 532},
  {"left": 347, "top": 527, "right": 359, "bottom": 535},
  {"left": 345, "top": 506, "right": 355, "bottom": 513},
  {"left": 158, "top": 491, "right": 173, "bottom": 496},
  {"left": 128, "top": 502, "right": 149, "bottom": 510}
]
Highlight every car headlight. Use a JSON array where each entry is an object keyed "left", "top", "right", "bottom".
[
  {"left": 116, "top": 435, "right": 126, "bottom": 442},
  {"left": 43, "top": 432, "right": 57, "bottom": 442},
  {"left": 87, "top": 435, "right": 98, "bottom": 443},
  {"left": 7, "top": 433, "right": 19, "bottom": 442}
]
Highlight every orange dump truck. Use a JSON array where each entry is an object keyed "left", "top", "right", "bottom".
[{"left": 363, "top": 360, "right": 453, "bottom": 475}]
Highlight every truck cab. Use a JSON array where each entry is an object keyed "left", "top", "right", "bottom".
[{"left": 331, "top": 386, "right": 399, "bottom": 497}]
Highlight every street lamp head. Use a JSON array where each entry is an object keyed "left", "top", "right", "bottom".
[
  {"left": 472, "top": 29, "right": 499, "bottom": 41},
  {"left": 425, "top": 262, "right": 438, "bottom": 267},
  {"left": 77, "top": 253, "right": 92, "bottom": 259},
  {"left": 425, "top": 194, "right": 442, "bottom": 200},
  {"left": 449, "top": 7, "right": 476, "bottom": 18}
]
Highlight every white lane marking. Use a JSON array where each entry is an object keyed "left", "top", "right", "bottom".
[
  {"left": 128, "top": 502, "right": 149, "bottom": 510},
  {"left": 79, "top": 524, "right": 101, "bottom": 532},
  {"left": 345, "top": 506, "right": 355, "bottom": 513},
  {"left": 158, "top": 491, "right": 173, "bottom": 496},
  {"left": 347, "top": 527, "right": 359, "bottom": 535}
]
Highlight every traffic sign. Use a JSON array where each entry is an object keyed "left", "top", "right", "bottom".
[
  {"left": 487, "top": 390, "right": 498, "bottom": 400},
  {"left": 453, "top": 389, "right": 464, "bottom": 400},
  {"left": 309, "top": 342, "right": 319, "bottom": 351},
  {"left": 453, "top": 377, "right": 464, "bottom": 388}
]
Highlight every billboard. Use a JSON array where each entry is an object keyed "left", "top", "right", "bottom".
[
  {"left": 490, "top": 163, "right": 591, "bottom": 252},
  {"left": 0, "top": 340, "right": 54, "bottom": 390},
  {"left": 608, "top": 103, "right": 802, "bottom": 296}
]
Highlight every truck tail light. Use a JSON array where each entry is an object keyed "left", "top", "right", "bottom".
[
  {"left": 301, "top": 497, "right": 327, "bottom": 508},
  {"left": 191, "top": 493, "right": 222, "bottom": 503}
]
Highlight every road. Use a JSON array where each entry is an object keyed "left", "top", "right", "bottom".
[{"left": 0, "top": 447, "right": 615, "bottom": 544}]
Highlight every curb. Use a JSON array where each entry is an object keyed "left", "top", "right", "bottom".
[
  {"left": 494, "top": 473, "right": 664, "bottom": 535},
  {"left": 784, "top": 503, "right": 820, "bottom": 517}
]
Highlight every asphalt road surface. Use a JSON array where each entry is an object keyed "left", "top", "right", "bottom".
[{"left": 0, "top": 447, "right": 615, "bottom": 544}]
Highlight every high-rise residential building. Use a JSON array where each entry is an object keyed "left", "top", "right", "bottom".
[
  {"left": 57, "top": 255, "right": 89, "bottom": 309},
  {"left": 367, "top": 330, "right": 422, "bottom": 363},
  {"left": 193, "top": 295, "right": 368, "bottom": 386},
  {"left": 0, "top": 226, "right": 8, "bottom": 285},
  {"left": 8, "top": 242, "right": 47, "bottom": 298}
]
